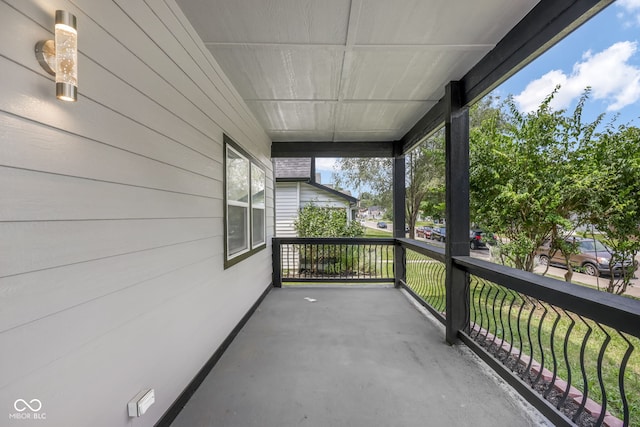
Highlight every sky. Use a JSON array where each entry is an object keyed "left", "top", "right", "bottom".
[{"left": 316, "top": 1, "right": 640, "bottom": 193}]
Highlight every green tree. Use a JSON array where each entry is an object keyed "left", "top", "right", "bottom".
[
  {"left": 294, "top": 203, "right": 364, "bottom": 237},
  {"left": 470, "top": 88, "right": 602, "bottom": 274},
  {"left": 405, "top": 134, "right": 445, "bottom": 237},
  {"left": 419, "top": 185, "right": 445, "bottom": 222},
  {"left": 335, "top": 158, "right": 393, "bottom": 213},
  {"left": 334, "top": 133, "right": 445, "bottom": 238},
  {"left": 583, "top": 125, "right": 640, "bottom": 294}
]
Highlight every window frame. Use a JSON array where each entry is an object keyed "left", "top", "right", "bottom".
[
  {"left": 251, "top": 163, "right": 266, "bottom": 249},
  {"left": 223, "top": 134, "right": 267, "bottom": 268}
]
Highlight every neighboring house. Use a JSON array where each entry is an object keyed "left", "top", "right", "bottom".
[
  {"left": 364, "top": 205, "right": 385, "bottom": 220},
  {"left": 274, "top": 158, "right": 358, "bottom": 237}
]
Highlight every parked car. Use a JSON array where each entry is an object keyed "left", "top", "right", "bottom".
[
  {"left": 470, "top": 229, "right": 495, "bottom": 250},
  {"left": 377, "top": 221, "right": 387, "bottom": 229},
  {"left": 536, "top": 237, "right": 634, "bottom": 277},
  {"left": 417, "top": 226, "right": 433, "bottom": 239},
  {"left": 431, "top": 227, "right": 446, "bottom": 242}
]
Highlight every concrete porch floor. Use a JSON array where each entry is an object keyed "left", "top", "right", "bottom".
[{"left": 170, "top": 287, "right": 549, "bottom": 427}]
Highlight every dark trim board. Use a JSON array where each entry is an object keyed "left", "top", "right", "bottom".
[
  {"left": 462, "top": 0, "right": 613, "bottom": 106},
  {"left": 154, "top": 283, "right": 273, "bottom": 427},
  {"left": 307, "top": 181, "right": 358, "bottom": 204},
  {"left": 272, "top": 141, "right": 395, "bottom": 158}
]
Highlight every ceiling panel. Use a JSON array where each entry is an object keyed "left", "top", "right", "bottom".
[
  {"left": 247, "top": 101, "right": 336, "bottom": 132},
  {"left": 336, "top": 102, "right": 434, "bottom": 132},
  {"left": 342, "top": 47, "right": 488, "bottom": 101},
  {"left": 354, "top": 0, "right": 539, "bottom": 45},
  {"left": 179, "top": 0, "right": 350, "bottom": 44},
  {"left": 267, "top": 131, "right": 336, "bottom": 142},
  {"left": 209, "top": 46, "right": 344, "bottom": 100},
  {"left": 334, "top": 131, "right": 405, "bottom": 142},
  {"left": 176, "top": 0, "right": 545, "bottom": 143}
]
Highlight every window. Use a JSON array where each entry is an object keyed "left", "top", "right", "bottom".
[
  {"left": 251, "top": 163, "right": 266, "bottom": 248},
  {"left": 224, "top": 135, "right": 267, "bottom": 267}
]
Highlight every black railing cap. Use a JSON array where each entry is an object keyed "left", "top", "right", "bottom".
[{"left": 454, "top": 256, "right": 640, "bottom": 337}]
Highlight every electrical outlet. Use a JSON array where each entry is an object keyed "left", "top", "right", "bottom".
[{"left": 128, "top": 389, "right": 155, "bottom": 417}]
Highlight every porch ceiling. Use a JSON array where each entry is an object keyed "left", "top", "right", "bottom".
[{"left": 175, "top": 0, "right": 540, "bottom": 143}]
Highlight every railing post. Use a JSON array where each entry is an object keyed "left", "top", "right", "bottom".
[
  {"left": 393, "top": 151, "right": 406, "bottom": 288},
  {"left": 272, "top": 238, "right": 282, "bottom": 288},
  {"left": 444, "top": 81, "right": 470, "bottom": 345}
]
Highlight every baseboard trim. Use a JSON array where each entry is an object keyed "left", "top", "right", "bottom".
[{"left": 155, "top": 283, "right": 273, "bottom": 427}]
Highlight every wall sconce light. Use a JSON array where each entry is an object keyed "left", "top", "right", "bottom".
[{"left": 35, "top": 10, "right": 78, "bottom": 102}]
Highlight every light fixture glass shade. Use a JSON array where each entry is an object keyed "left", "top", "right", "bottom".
[{"left": 54, "top": 10, "right": 77, "bottom": 102}]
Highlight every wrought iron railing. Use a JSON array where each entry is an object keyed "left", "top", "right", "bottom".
[
  {"left": 272, "top": 237, "right": 395, "bottom": 285},
  {"left": 271, "top": 237, "right": 640, "bottom": 426},
  {"left": 456, "top": 257, "right": 640, "bottom": 427},
  {"left": 395, "top": 239, "right": 447, "bottom": 323}
]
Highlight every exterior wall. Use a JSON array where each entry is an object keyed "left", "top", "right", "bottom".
[
  {"left": 0, "top": 2, "right": 272, "bottom": 426},
  {"left": 276, "top": 182, "right": 353, "bottom": 237},
  {"left": 275, "top": 182, "right": 300, "bottom": 237},
  {"left": 300, "top": 183, "right": 354, "bottom": 225},
  {"left": 300, "top": 183, "right": 350, "bottom": 208}
]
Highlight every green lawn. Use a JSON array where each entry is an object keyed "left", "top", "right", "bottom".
[{"left": 364, "top": 227, "right": 393, "bottom": 237}]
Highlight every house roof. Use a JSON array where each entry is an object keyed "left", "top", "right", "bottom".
[
  {"left": 273, "top": 158, "right": 357, "bottom": 204},
  {"left": 175, "top": 0, "right": 608, "bottom": 153},
  {"left": 273, "top": 158, "right": 311, "bottom": 179},
  {"left": 307, "top": 181, "right": 358, "bottom": 204}
]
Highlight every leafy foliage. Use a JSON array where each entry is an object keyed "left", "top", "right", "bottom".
[
  {"left": 294, "top": 203, "right": 364, "bottom": 237},
  {"left": 470, "top": 87, "right": 639, "bottom": 292},
  {"left": 582, "top": 125, "right": 640, "bottom": 294},
  {"left": 334, "top": 133, "right": 445, "bottom": 238},
  {"left": 406, "top": 132, "right": 445, "bottom": 238},
  {"left": 470, "top": 88, "right": 603, "bottom": 273}
]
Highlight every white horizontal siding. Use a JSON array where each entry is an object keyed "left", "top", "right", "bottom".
[
  {"left": 300, "top": 183, "right": 350, "bottom": 209},
  {"left": 275, "top": 182, "right": 300, "bottom": 237},
  {"left": 0, "top": 1, "right": 272, "bottom": 426}
]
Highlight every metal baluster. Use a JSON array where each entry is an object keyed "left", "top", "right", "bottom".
[
  {"left": 473, "top": 280, "right": 486, "bottom": 340},
  {"left": 617, "top": 331, "right": 633, "bottom": 427},
  {"left": 489, "top": 284, "right": 502, "bottom": 350},
  {"left": 467, "top": 277, "right": 478, "bottom": 334},
  {"left": 594, "top": 322, "right": 611, "bottom": 427},
  {"left": 543, "top": 304, "right": 561, "bottom": 398},
  {"left": 513, "top": 292, "right": 527, "bottom": 370},
  {"left": 573, "top": 315, "right": 593, "bottom": 423},
  {"left": 503, "top": 289, "right": 518, "bottom": 363},
  {"left": 523, "top": 296, "right": 537, "bottom": 380},
  {"left": 495, "top": 285, "right": 508, "bottom": 352},
  {"left": 531, "top": 300, "right": 548, "bottom": 387},
  {"left": 481, "top": 282, "right": 494, "bottom": 342},
  {"left": 557, "top": 309, "right": 576, "bottom": 408}
]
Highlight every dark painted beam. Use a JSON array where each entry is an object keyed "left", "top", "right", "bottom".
[
  {"left": 399, "top": 98, "right": 445, "bottom": 155},
  {"left": 399, "top": 0, "right": 612, "bottom": 154},
  {"left": 444, "top": 81, "right": 470, "bottom": 345},
  {"left": 393, "top": 155, "right": 406, "bottom": 288},
  {"left": 272, "top": 141, "right": 395, "bottom": 158},
  {"left": 464, "top": 0, "right": 613, "bottom": 105}
]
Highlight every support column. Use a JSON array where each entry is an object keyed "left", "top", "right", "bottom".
[
  {"left": 444, "top": 81, "right": 470, "bottom": 345},
  {"left": 393, "top": 152, "right": 406, "bottom": 288},
  {"left": 272, "top": 238, "right": 282, "bottom": 288}
]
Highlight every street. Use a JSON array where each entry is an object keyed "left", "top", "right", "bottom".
[{"left": 362, "top": 221, "right": 640, "bottom": 298}]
